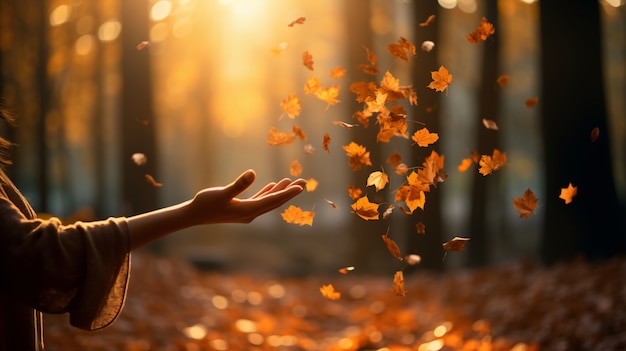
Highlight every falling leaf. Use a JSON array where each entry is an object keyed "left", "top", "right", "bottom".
[
  {"left": 411, "top": 127, "right": 439, "bottom": 147},
  {"left": 351, "top": 196, "right": 380, "bottom": 221},
  {"left": 482, "top": 118, "right": 499, "bottom": 130},
  {"left": 281, "top": 205, "right": 315, "bottom": 226},
  {"left": 367, "top": 170, "right": 389, "bottom": 191},
  {"left": 304, "top": 76, "right": 322, "bottom": 95},
  {"left": 302, "top": 51, "right": 314, "bottom": 71},
  {"left": 325, "top": 199, "right": 339, "bottom": 209},
  {"left": 525, "top": 97, "right": 539, "bottom": 109},
  {"left": 337, "top": 267, "right": 354, "bottom": 275},
  {"left": 478, "top": 149, "right": 507, "bottom": 176},
  {"left": 332, "top": 121, "right": 358, "bottom": 128},
  {"left": 322, "top": 133, "right": 331, "bottom": 153},
  {"left": 392, "top": 271, "right": 407, "bottom": 297},
  {"left": 292, "top": 125, "right": 307, "bottom": 140},
  {"left": 131, "top": 153, "right": 147, "bottom": 166},
  {"left": 363, "top": 45, "right": 377, "bottom": 65},
  {"left": 457, "top": 158, "right": 473, "bottom": 173},
  {"left": 136, "top": 41, "right": 151, "bottom": 50},
  {"left": 382, "top": 228, "right": 403, "bottom": 261},
  {"left": 271, "top": 42, "right": 290, "bottom": 56},
  {"left": 320, "top": 284, "right": 340, "bottom": 300},
  {"left": 419, "top": 14, "right": 436, "bottom": 27},
  {"left": 467, "top": 17, "right": 495, "bottom": 44},
  {"left": 406, "top": 254, "right": 422, "bottom": 265},
  {"left": 559, "top": 182, "right": 578, "bottom": 204},
  {"left": 305, "top": 178, "right": 318, "bottom": 192},
  {"left": 421, "top": 40, "right": 435, "bottom": 52},
  {"left": 304, "top": 144, "right": 315, "bottom": 155},
  {"left": 443, "top": 237, "right": 471, "bottom": 251},
  {"left": 497, "top": 75, "right": 510, "bottom": 87},
  {"left": 382, "top": 205, "right": 394, "bottom": 219},
  {"left": 288, "top": 16, "right": 306, "bottom": 27},
  {"left": 290, "top": 160, "right": 302, "bottom": 177},
  {"left": 416, "top": 221, "right": 426, "bottom": 235},
  {"left": 358, "top": 64, "right": 380, "bottom": 76},
  {"left": 145, "top": 174, "right": 163, "bottom": 187},
  {"left": 315, "top": 85, "right": 341, "bottom": 106},
  {"left": 280, "top": 93, "right": 301, "bottom": 119},
  {"left": 512, "top": 188, "right": 539, "bottom": 218},
  {"left": 427, "top": 66, "right": 452, "bottom": 93},
  {"left": 343, "top": 142, "right": 372, "bottom": 171},
  {"left": 329, "top": 66, "right": 347, "bottom": 79},
  {"left": 267, "top": 127, "right": 296, "bottom": 146},
  {"left": 590, "top": 127, "right": 600, "bottom": 142},
  {"left": 347, "top": 185, "right": 363, "bottom": 200}
]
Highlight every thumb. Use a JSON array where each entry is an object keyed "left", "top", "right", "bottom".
[{"left": 224, "top": 169, "right": 256, "bottom": 197}]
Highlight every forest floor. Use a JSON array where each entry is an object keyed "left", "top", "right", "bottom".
[{"left": 44, "top": 253, "right": 626, "bottom": 351}]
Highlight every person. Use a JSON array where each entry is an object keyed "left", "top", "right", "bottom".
[{"left": 0, "top": 106, "right": 306, "bottom": 350}]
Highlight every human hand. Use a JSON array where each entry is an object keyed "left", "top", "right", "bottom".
[{"left": 187, "top": 169, "right": 306, "bottom": 225}]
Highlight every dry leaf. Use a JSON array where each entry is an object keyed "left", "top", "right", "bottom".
[
  {"left": 338, "top": 266, "right": 354, "bottom": 274},
  {"left": 525, "top": 97, "right": 539, "bottom": 109},
  {"left": 591, "top": 127, "right": 600, "bottom": 142},
  {"left": 315, "top": 85, "right": 340, "bottom": 106},
  {"left": 392, "top": 271, "right": 407, "bottom": 297},
  {"left": 305, "top": 178, "right": 318, "bottom": 192},
  {"left": 382, "top": 228, "right": 403, "bottom": 261},
  {"left": 406, "top": 254, "right": 422, "bottom": 265},
  {"left": 559, "top": 182, "right": 577, "bottom": 204},
  {"left": 288, "top": 16, "right": 306, "bottom": 27},
  {"left": 427, "top": 66, "right": 452, "bottom": 93},
  {"left": 382, "top": 205, "right": 394, "bottom": 219},
  {"left": 267, "top": 127, "right": 296, "bottom": 146},
  {"left": 290, "top": 160, "right": 302, "bottom": 177},
  {"left": 482, "top": 118, "right": 499, "bottom": 130},
  {"left": 302, "top": 51, "right": 314, "bottom": 71},
  {"left": 322, "top": 133, "right": 331, "bottom": 153},
  {"left": 412, "top": 127, "right": 439, "bottom": 147},
  {"left": 416, "top": 221, "right": 426, "bottom": 234},
  {"left": 421, "top": 40, "right": 435, "bottom": 52},
  {"left": 292, "top": 125, "right": 307, "bottom": 140},
  {"left": 479, "top": 149, "right": 507, "bottom": 176},
  {"left": 131, "top": 153, "right": 147, "bottom": 166},
  {"left": 443, "top": 237, "right": 471, "bottom": 251},
  {"left": 325, "top": 199, "right": 339, "bottom": 209},
  {"left": 351, "top": 196, "right": 380, "bottom": 221},
  {"left": 329, "top": 66, "right": 347, "bottom": 79},
  {"left": 512, "top": 188, "right": 539, "bottom": 218},
  {"left": 367, "top": 170, "right": 389, "bottom": 191},
  {"left": 343, "top": 142, "right": 372, "bottom": 171},
  {"left": 304, "top": 144, "right": 315, "bottom": 155},
  {"left": 457, "top": 158, "right": 473, "bottom": 173},
  {"left": 145, "top": 174, "right": 163, "bottom": 187},
  {"left": 332, "top": 121, "right": 358, "bottom": 128},
  {"left": 304, "top": 76, "right": 322, "bottom": 95},
  {"left": 280, "top": 93, "right": 301, "bottom": 119},
  {"left": 347, "top": 185, "right": 363, "bottom": 200},
  {"left": 281, "top": 205, "right": 315, "bottom": 226},
  {"left": 419, "top": 14, "right": 436, "bottom": 27},
  {"left": 136, "top": 41, "right": 151, "bottom": 50},
  {"left": 320, "top": 284, "right": 340, "bottom": 300},
  {"left": 467, "top": 17, "right": 495, "bottom": 44},
  {"left": 497, "top": 75, "right": 510, "bottom": 87}
]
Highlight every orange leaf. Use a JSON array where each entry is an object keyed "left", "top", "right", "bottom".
[
  {"left": 319, "top": 284, "right": 340, "bottom": 300},
  {"left": 347, "top": 185, "right": 363, "bottom": 200},
  {"left": 281, "top": 205, "right": 315, "bottom": 226},
  {"left": 427, "top": 66, "right": 452, "bottom": 93},
  {"left": 457, "top": 158, "right": 473, "bottom": 172},
  {"left": 315, "top": 85, "right": 340, "bottom": 106},
  {"left": 467, "top": 17, "right": 495, "bottom": 44},
  {"left": 305, "top": 178, "right": 318, "bottom": 192},
  {"left": 290, "top": 160, "right": 302, "bottom": 177},
  {"left": 267, "top": 127, "right": 296, "bottom": 146},
  {"left": 325, "top": 198, "right": 339, "bottom": 209},
  {"left": 443, "top": 237, "right": 471, "bottom": 251},
  {"left": 382, "top": 228, "right": 403, "bottom": 261},
  {"left": 497, "top": 75, "right": 510, "bottom": 87},
  {"left": 329, "top": 66, "right": 347, "bottom": 79},
  {"left": 292, "top": 125, "right": 307, "bottom": 140},
  {"left": 590, "top": 127, "right": 600, "bottom": 142},
  {"left": 478, "top": 149, "right": 507, "bottom": 176},
  {"left": 304, "top": 76, "right": 322, "bottom": 95},
  {"left": 288, "top": 16, "right": 306, "bottom": 27},
  {"left": 136, "top": 40, "right": 151, "bottom": 50},
  {"left": 512, "top": 188, "right": 539, "bottom": 218},
  {"left": 525, "top": 97, "right": 539, "bottom": 109},
  {"left": 363, "top": 45, "right": 377, "bottom": 65},
  {"left": 416, "top": 221, "right": 426, "bottom": 235},
  {"left": 367, "top": 169, "right": 389, "bottom": 192},
  {"left": 392, "top": 271, "right": 407, "bottom": 297},
  {"left": 559, "top": 182, "right": 577, "bottom": 204},
  {"left": 322, "top": 132, "right": 331, "bottom": 153},
  {"left": 145, "top": 174, "right": 163, "bottom": 187},
  {"left": 332, "top": 121, "right": 358, "bottom": 128},
  {"left": 302, "top": 51, "right": 314, "bottom": 71},
  {"left": 343, "top": 142, "right": 372, "bottom": 171},
  {"left": 411, "top": 127, "right": 439, "bottom": 147},
  {"left": 280, "top": 93, "right": 301, "bottom": 119},
  {"left": 482, "top": 118, "right": 498, "bottom": 130},
  {"left": 338, "top": 266, "right": 354, "bottom": 274},
  {"left": 351, "top": 196, "right": 379, "bottom": 221},
  {"left": 419, "top": 14, "right": 436, "bottom": 27},
  {"left": 131, "top": 153, "right": 147, "bottom": 166}
]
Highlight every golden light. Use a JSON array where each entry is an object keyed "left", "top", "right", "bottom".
[
  {"left": 98, "top": 19, "right": 121, "bottom": 42},
  {"left": 457, "top": 0, "right": 477, "bottom": 13},
  {"left": 151, "top": 0, "right": 173, "bottom": 21},
  {"left": 438, "top": 0, "right": 457, "bottom": 9},
  {"left": 234, "top": 318, "right": 258, "bottom": 333},
  {"left": 75, "top": 34, "right": 95, "bottom": 55},
  {"left": 49, "top": 4, "right": 71, "bottom": 26},
  {"left": 211, "top": 295, "right": 229, "bottom": 309},
  {"left": 182, "top": 323, "right": 207, "bottom": 339}
]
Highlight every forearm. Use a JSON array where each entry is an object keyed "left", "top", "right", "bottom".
[{"left": 126, "top": 200, "right": 197, "bottom": 250}]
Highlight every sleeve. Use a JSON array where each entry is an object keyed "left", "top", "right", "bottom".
[{"left": 0, "top": 195, "right": 131, "bottom": 331}]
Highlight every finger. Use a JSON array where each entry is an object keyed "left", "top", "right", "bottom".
[{"left": 224, "top": 169, "right": 256, "bottom": 198}]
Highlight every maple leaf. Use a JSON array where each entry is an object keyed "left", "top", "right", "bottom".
[
  {"left": 292, "top": 125, "right": 307, "bottom": 140},
  {"left": 512, "top": 188, "right": 539, "bottom": 218},
  {"left": 367, "top": 169, "right": 389, "bottom": 192},
  {"left": 280, "top": 93, "right": 301, "bottom": 119},
  {"left": 497, "top": 75, "right": 510, "bottom": 87},
  {"left": 467, "top": 17, "right": 495, "bottom": 44},
  {"left": 302, "top": 51, "right": 314, "bottom": 71},
  {"left": 382, "top": 228, "right": 403, "bottom": 261},
  {"left": 288, "top": 16, "right": 306, "bottom": 27},
  {"left": 416, "top": 221, "right": 426, "bottom": 235},
  {"left": 320, "top": 284, "right": 340, "bottom": 300},
  {"left": 419, "top": 14, "right": 436, "bottom": 27},
  {"left": 350, "top": 81, "right": 377, "bottom": 103},
  {"left": 393, "top": 271, "right": 407, "bottom": 297},
  {"left": 347, "top": 185, "right": 363, "bottom": 200},
  {"left": 443, "top": 237, "right": 471, "bottom": 251},
  {"left": 358, "top": 64, "right": 380, "bottom": 75},
  {"left": 304, "top": 76, "right": 322, "bottom": 95},
  {"left": 322, "top": 133, "right": 331, "bottom": 153},
  {"left": 145, "top": 174, "right": 163, "bottom": 187},
  {"left": 363, "top": 45, "right": 377, "bottom": 65},
  {"left": 395, "top": 173, "right": 427, "bottom": 213},
  {"left": 387, "top": 151, "right": 402, "bottom": 167},
  {"left": 329, "top": 66, "right": 347, "bottom": 79},
  {"left": 351, "top": 196, "right": 380, "bottom": 221},
  {"left": 305, "top": 178, "right": 318, "bottom": 192},
  {"left": 338, "top": 266, "right": 355, "bottom": 274},
  {"left": 590, "top": 127, "right": 600, "bottom": 142},
  {"left": 281, "top": 205, "right": 315, "bottom": 226},
  {"left": 387, "top": 37, "right": 416, "bottom": 62},
  {"left": 482, "top": 118, "right": 498, "bottom": 130},
  {"left": 427, "top": 66, "right": 452, "bottom": 93},
  {"left": 478, "top": 149, "right": 507, "bottom": 176},
  {"left": 290, "top": 160, "right": 302, "bottom": 177},
  {"left": 457, "top": 158, "right": 473, "bottom": 172},
  {"left": 315, "top": 85, "right": 340, "bottom": 106},
  {"left": 365, "top": 91, "right": 388, "bottom": 114},
  {"left": 525, "top": 97, "right": 539, "bottom": 109},
  {"left": 267, "top": 127, "right": 296, "bottom": 146},
  {"left": 412, "top": 127, "right": 439, "bottom": 147},
  {"left": 559, "top": 182, "right": 578, "bottom": 204},
  {"left": 325, "top": 198, "right": 339, "bottom": 209},
  {"left": 343, "top": 142, "right": 372, "bottom": 171}
]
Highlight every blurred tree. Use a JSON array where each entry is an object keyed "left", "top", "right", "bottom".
[
  {"left": 467, "top": 1, "right": 502, "bottom": 268},
  {"left": 539, "top": 0, "right": 626, "bottom": 264}
]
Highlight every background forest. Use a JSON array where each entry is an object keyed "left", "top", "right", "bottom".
[{"left": 1, "top": 0, "right": 624, "bottom": 274}]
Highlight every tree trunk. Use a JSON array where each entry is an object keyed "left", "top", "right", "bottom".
[{"left": 539, "top": 0, "right": 626, "bottom": 264}]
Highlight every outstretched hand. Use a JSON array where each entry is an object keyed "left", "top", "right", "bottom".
[
  {"left": 127, "top": 169, "right": 306, "bottom": 250},
  {"left": 188, "top": 169, "right": 307, "bottom": 225}
]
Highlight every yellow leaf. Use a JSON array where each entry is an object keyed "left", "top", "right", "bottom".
[
  {"left": 392, "top": 271, "right": 407, "bottom": 297},
  {"left": 289, "top": 160, "right": 302, "bottom": 177},
  {"left": 367, "top": 170, "right": 389, "bottom": 191},
  {"left": 305, "top": 178, "right": 318, "bottom": 192},
  {"left": 281, "top": 205, "right": 315, "bottom": 226},
  {"left": 427, "top": 66, "right": 452, "bottom": 93},
  {"left": 280, "top": 93, "right": 301, "bottom": 119},
  {"left": 351, "top": 196, "right": 380, "bottom": 221},
  {"left": 320, "top": 284, "right": 340, "bottom": 300},
  {"left": 411, "top": 127, "right": 439, "bottom": 147}
]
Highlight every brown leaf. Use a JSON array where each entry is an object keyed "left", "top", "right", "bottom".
[
  {"left": 443, "top": 237, "right": 471, "bottom": 252},
  {"left": 382, "top": 228, "right": 403, "bottom": 261},
  {"left": 512, "top": 188, "right": 539, "bottom": 218}
]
